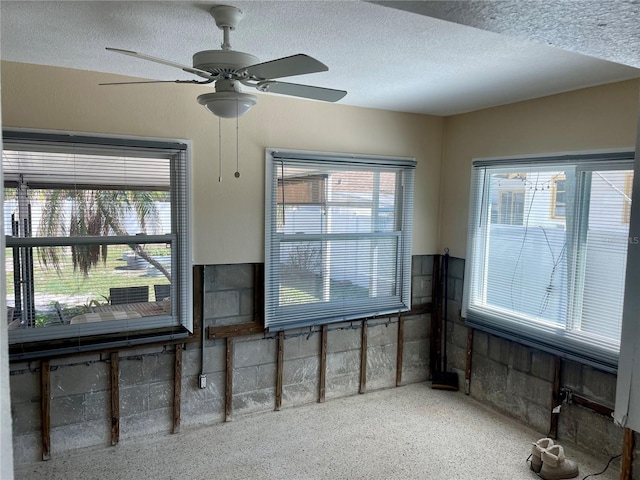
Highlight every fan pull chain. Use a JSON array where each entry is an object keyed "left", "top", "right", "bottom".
[
  {"left": 218, "top": 115, "right": 222, "bottom": 182},
  {"left": 235, "top": 98, "right": 240, "bottom": 178}
]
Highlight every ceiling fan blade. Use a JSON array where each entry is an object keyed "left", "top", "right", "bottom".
[
  {"left": 106, "top": 47, "right": 214, "bottom": 80},
  {"left": 100, "top": 79, "right": 214, "bottom": 86},
  {"left": 258, "top": 81, "right": 347, "bottom": 102},
  {"left": 246, "top": 54, "right": 328, "bottom": 80}
]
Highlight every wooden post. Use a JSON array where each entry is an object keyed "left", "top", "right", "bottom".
[
  {"left": 549, "top": 355, "right": 562, "bottom": 439},
  {"left": 464, "top": 328, "right": 474, "bottom": 395},
  {"left": 621, "top": 427, "right": 635, "bottom": 480},
  {"left": 319, "top": 325, "right": 327, "bottom": 403},
  {"left": 275, "top": 331, "right": 284, "bottom": 411},
  {"left": 110, "top": 352, "right": 120, "bottom": 446},
  {"left": 40, "top": 360, "right": 51, "bottom": 461},
  {"left": 359, "top": 320, "right": 368, "bottom": 394},
  {"left": 430, "top": 255, "right": 442, "bottom": 378},
  {"left": 225, "top": 337, "right": 234, "bottom": 422},
  {"left": 396, "top": 316, "right": 405, "bottom": 387},
  {"left": 172, "top": 344, "right": 183, "bottom": 434}
]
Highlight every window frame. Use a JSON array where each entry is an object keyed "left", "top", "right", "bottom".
[
  {"left": 463, "top": 150, "right": 635, "bottom": 372},
  {"left": 264, "top": 148, "right": 416, "bottom": 331},
  {"left": 4, "top": 129, "right": 193, "bottom": 359}
]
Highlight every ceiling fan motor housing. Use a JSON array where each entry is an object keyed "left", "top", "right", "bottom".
[{"left": 193, "top": 50, "right": 259, "bottom": 74}]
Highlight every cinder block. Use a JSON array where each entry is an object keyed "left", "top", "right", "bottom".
[
  {"left": 283, "top": 357, "right": 319, "bottom": 385},
  {"left": 581, "top": 366, "right": 617, "bottom": 406},
  {"left": 283, "top": 382, "right": 317, "bottom": 406},
  {"left": 508, "top": 342, "right": 531, "bottom": 373},
  {"left": 257, "top": 363, "right": 277, "bottom": 389},
  {"left": 326, "top": 350, "right": 360, "bottom": 376},
  {"left": 326, "top": 372, "right": 360, "bottom": 399},
  {"left": 120, "top": 408, "right": 172, "bottom": 440},
  {"left": 50, "top": 419, "right": 110, "bottom": 455},
  {"left": 211, "top": 263, "right": 254, "bottom": 290},
  {"left": 447, "top": 343, "right": 466, "bottom": 372},
  {"left": 12, "top": 432, "right": 41, "bottom": 466},
  {"left": 83, "top": 390, "right": 110, "bottom": 421},
  {"left": 118, "top": 356, "right": 145, "bottom": 386},
  {"left": 10, "top": 400, "right": 40, "bottom": 435},
  {"left": 120, "top": 384, "right": 150, "bottom": 416},
  {"left": 411, "top": 256, "right": 422, "bottom": 277},
  {"left": 488, "top": 335, "right": 511, "bottom": 366},
  {"left": 50, "top": 362, "right": 109, "bottom": 397},
  {"left": 367, "top": 322, "right": 397, "bottom": 347},
  {"left": 233, "top": 366, "right": 258, "bottom": 393},
  {"left": 140, "top": 352, "right": 175, "bottom": 383},
  {"left": 50, "top": 394, "right": 85, "bottom": 427},
  {"left": 421, "top": 255, "right": 435, "bottom": 276},
  {"left": 473, "top": 331, "right": 489, "bottom": 356},
  {"left": 403, "top": 315, "right": 429, "bottom": 341},
  {"left": 562, "top": 360, "right": 583, "bottom": 391},
  {"left": 402, "top": 340, "right": 429, "bottom": 369},
  {"left": 526, "top": 401, "right": 551, "bottom": 435},
  {"left": 204, "top": 290, "right": 240, "bottom": 318},
  {"left": 507, "top": 368, "right": 551, "bottom": 407},
  {"left": 283, "top": 332, "right": 320, "bottom": 361},
  {"left": 148, "top": 381, "right": 172, "bottom": 410},
  {"left": 571, "top": 403, "right": 624, "bottom": 458},
  {"left": 531, "top": 351, "right": 556, "bottom": 381},
  {"left": 183, "top": 341, "right": 226, "bottom": 376},
  {"left": 327, "top": 326, "right": 361, "bottom": 353},
  {"left": 367, "top": 344, "right": 397, "bottom": 372},
  {"left": 234, "top": 336, "right": 277, "bottom": 368},
  {"left": 469, "top": 354, "right": 509, "bottom": 408},
  {"left": 233, "top": 388, "right": 275, "bottom": 415},
  {"left": 450, "top": 321, "right": 469, "bottom": 350},
  {"left": 9, "top": 370, "right": 39, "bottom": 403},
  {"left": 413, "top": 275, "right": 432, "bottom": 298},
  {"left": 239, "top": 288, "right": 254, "bottom": 316},
  {"left": 366, "top": 345, "right": 396, "bottom": 390},
  {"left": 448, "top": 256, "right": 465, "bottom": 280}
]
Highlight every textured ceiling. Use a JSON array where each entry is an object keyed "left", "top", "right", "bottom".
[
  {"left": 375, "top": 1, "right": 640, "bottom": 69},
  {"left": 0, "top": 1, "right": 638, "bottom": 116}
]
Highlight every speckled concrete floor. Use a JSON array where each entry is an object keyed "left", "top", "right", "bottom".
[{"left": 15, "top": 383, "right": 619, "bottom": 480}]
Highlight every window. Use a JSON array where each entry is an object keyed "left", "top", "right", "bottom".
[
  {"left": 496, "top": 190, "right": 525, "bottom": 225},
  {"left": 551, "top": 174, "right": 566, "bottom": 219},
  {"left": 264, "top": 149, "right": 415, "bottom": 330},
  {"left": 463, "top": 152, "right": 634, "bottom": 370},
  {"left": 4, "top": 131, "right": 192, "bottom": 357}
]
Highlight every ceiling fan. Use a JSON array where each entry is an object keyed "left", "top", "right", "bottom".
[{"left": 104, "top": 4, "right": 347, "bottom": 118}]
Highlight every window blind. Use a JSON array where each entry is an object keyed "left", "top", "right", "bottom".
[
  {"left": 264, "top": 149, "right": 415, "bottom": 330},
  {"left": 3, "top": 130, "right": 192, "bottom": 348},
  {"left": 463, "top": 151, "right": 634, "bottom": 371}
]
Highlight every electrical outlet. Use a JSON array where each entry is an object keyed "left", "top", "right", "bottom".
[{"left": 198, "top": 374, "right": 207, "bottom": 389}]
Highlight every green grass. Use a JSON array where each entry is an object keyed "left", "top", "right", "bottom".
[{"left": 7, "top": 244, "right": 170, "bottom": 308}]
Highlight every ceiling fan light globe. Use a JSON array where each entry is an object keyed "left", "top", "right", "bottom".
[{"left": 197, "top": 92, "right": 258, "bottom": 118}]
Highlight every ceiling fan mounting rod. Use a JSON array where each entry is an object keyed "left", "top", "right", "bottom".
[
  {"left": 221, "top": 26, "right": 231, "bottom": 51},
  {"left": 210, "top": 5, "right": 244, "bottom": 51}
]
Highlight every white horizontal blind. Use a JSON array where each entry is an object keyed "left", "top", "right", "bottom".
[
  {"left": 4, "top": 131, "right": 191, "bottom": 347},
  {"left": 265, "top": 149, "right": 415, "bottom": 330},
  {"left": 463, "top": 152, "right": 634, "bottom": 370}
]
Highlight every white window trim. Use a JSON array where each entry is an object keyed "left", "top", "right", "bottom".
[
  {"left": 463, "top": 149, "right": 635, "bottom": 372},
  {"left": 264, "top": 148, "right": 415, "bottom": 331},
  {"left": 4, "top": 129, "right": 193, "bottom": 354}
]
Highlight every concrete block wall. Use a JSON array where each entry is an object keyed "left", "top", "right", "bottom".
[
  {"left": 10, "top": 256, "right": 433, "bottom": 465},
  {"left": 444, "top": 255, "right": 626, "bottom": 461}
]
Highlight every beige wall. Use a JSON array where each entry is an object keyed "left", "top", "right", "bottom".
[
  {"left": 439, "top": 80, "right": 640, "bottom": 258},
  {"left": 0, "top": 61, "right": 443, "bottom": 264}
]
